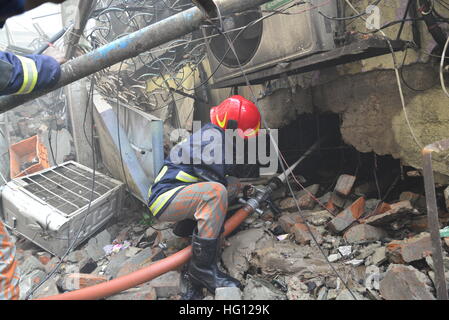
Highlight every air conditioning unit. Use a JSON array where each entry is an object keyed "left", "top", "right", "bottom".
[{"left": 204, "top": 0, "right": 339, "bottom": 86}]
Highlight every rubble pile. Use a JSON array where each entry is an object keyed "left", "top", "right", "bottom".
[{"left": 11, "top": 173, "right": 449, "bottom": 300}]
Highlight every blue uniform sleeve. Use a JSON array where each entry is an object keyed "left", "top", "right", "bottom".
[
  {"left": 0, "top": 0, "right": 26, "bottom": 28},
  {"left": 0, "top": 51, "right": 61, "bottom": 96}
]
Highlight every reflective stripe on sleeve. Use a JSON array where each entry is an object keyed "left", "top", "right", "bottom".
[{"left": 15, "top": 56, "right": 38, "bottom": 95}]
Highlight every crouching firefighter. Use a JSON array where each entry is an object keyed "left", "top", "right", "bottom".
[{"left": 147, "top": 95, "right": 261, "bottom": 294}]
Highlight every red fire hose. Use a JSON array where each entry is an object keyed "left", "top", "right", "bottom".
[{"left": 38, "top": 205, "right": 254, "bottom": 300}]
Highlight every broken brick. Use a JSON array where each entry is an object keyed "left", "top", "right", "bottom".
[
  {"left": 364, "top": 200, "right": 416, "bottom": 226},
  {"left": 328, "top": 192, "right": 346, "bottom": 209},
  {"left": 400, "top": 192, "right": 426, "bottom": 209},
  {"left": 61, "top": 273, "right": 108, "bottom": 291},
  {"left": 343, "top": 224, "right": 386, "bottom": 244},
  {"left": 386, "top": 232, "right": 433, "bottom": 264},
  {"left": 334, "top": 175, "right": 356, "bottom": 196},
  {"left": 327, "top": 197, "right": 365, "bottom": 234},
  {"left": 116, "top": 247, "right": 159, "bottom": 278},
  {"left": 292, "top": 223, "right": 323, "bottom": 245},
  {"left": 278, "top": 213, "right": 303, "bottom": 233},
  {"left": 379, "top": 264, "right": 435, "bottom": 300},
  {"left": 279, "top": 185, "right": 319, "bottom": 212}
]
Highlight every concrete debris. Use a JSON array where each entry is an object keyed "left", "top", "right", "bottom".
[
  {"left": 328, "top": 253, "right": 342, "bottom": 263},
  {"left": 250, "top": 243, "right": 328, "bottom": 276},
  {"left": 343, "top": 224, "right": 387, "bottom": 244},
  {"left": 19, "top": 269, "right": 47, "bottom": 299},
  {"left": 222, "top": 228, "right": 275, "bottom": 281},
  {"left": 334, "top": 175, "right": 356, "bottom": 196},
  {"left": 338, "top": 245, "right": 352, "bottom": 257},
  {"left": 379, "top": 264, "right": 435, "bottom": 300},
  {"left": 85, "top": 230, "right": 112, "bottom": 262},
  {"left": 372, "top": 247, "right": 387, "bottom": 266},
  {"left": 399, "top": 192, "right": 427, "bottom": 210},
  {"left": 327, "top": 197, "right": 365, "bottom": 234},
  {"left": 292, "top": 223, "right": 323, "bottom": 245},
  {"left": 345, "top": 259, "right": 364, "bottom": 267},
  {"left": 279, "top": 185, "right": 320, "bottom": 212},
  {"left": 19, "top": 255, "right": 45, "bottom": 276},
  {"left": 107, "top": 283, "right": 157, "bottom": 300},
  {"left": 215, "top": 287, "right": 242, "bottom": 300},
  {"left": 33, "top": 278, "right": 59, "bottom": 299},
  {"left": 149, "top": 271, "right": 181, "bottom": 298},
  {"left": 285, "top": 276, "right": 312, "bottom": 300},
  {"left": 244, "top": 277, "right": 286, "bottom": 300},
  {"left": 116, "top": 247, "right": 159, "bottom": 278},
  {"left": 363, "top": 200, "right": 418, "bottom": 227},
  {"left": 365, "top": 265, "right": 380, "bottom": 290},
  {"left": 336, "top": 289, "right": 365, "bottom": 300},
  {"left": 386, "top": 232, "right": 432, "bottom": 264}
]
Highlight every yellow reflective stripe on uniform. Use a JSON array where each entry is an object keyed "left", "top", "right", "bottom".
[
  {"left": 176, "top": 171, "right": 199, "bottom": 183},
  {"left": 150, "top": 185, "right": 185, "bottom": 216},
  {"left": 148, "top": 166, "right": 168, "bottom": 198},
  {"left": 15, "top": 56, "right": 38, "bottom": 95},
  {"left": 154, "top": 166, "right": 168, "bottom": 183}
]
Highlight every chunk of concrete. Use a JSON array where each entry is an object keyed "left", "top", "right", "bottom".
[
  {"left": 107, "top": 283, "right": 157, "bottom": 300},
  {"left": 149, "top": 271, "right": 181, "bottom": 298},
  {"left": 222, "top": 228, "right": 275, "bottom": 281},
  {"left": 336, "top": 289, "right": 365, "bottom": 300},
  {"left": 116, "top": 247, "right": 158, "bottom": 278},
  {"left": 386, "top": 232, "right": 432, "bottom": 264},
  {"left": 372, "top": 247, "right": 387, "bottom": 266},
  {"left": 343, "top": 224, "right": 387, "bottom": 244},
  {"left": 334, "top": 175, "right": 356, "bottom": 196},
  {"left": 33, "top": 278, "right": 59, "bottom": 299},
  {"left": 215, "top": 287, "right": 242, "bottom": 300},
  {"left": 244, "top": 277, "right": 286, "bottom": 300},
  {"left": 19, "top": 255, "right": 45, "bottom": 276},
  {"left": 380, "top": 264, "right": 435, "bottom": 300},
  {"left": 364, "top": 200, "right": 417, "bottom": 226},
  {"left": 85, "top": 230, "right": 112, "bottom": 261},
  {"left": 19, "top": 269, "right": 46, "bottom": 300}
]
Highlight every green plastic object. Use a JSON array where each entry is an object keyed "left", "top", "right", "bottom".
[{"left": 440, "top": 226, "right": 449, "bottom": 238}]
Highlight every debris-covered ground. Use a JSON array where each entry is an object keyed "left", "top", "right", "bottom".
[{"left": 13, "top": 170, "right": 449, "bottom": 300}]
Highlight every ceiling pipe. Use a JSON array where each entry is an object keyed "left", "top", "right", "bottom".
[{"left": 0, "top": 0, "right": 272, "bottom": 114}]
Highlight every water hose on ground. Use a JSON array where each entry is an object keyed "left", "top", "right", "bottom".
[{"left": 38, "top": 206, "right": 254, "bottom": 300}]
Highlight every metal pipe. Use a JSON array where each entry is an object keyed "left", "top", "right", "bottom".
[
  {"left": 65, "top": 0, "right": 98, "bottom": 59},
  {"left": 0, "top": 0, "right": 271, "bottom": 114},
  {"left": 422, "top": 139, "right": 449, "bottom": 300},
  {"left": 38, "top": 206, "right": 254, "bottom": 300}
]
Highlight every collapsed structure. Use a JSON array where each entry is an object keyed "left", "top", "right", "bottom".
[{"left": 1, "top": 0, "right": 449, "bottom": 300}]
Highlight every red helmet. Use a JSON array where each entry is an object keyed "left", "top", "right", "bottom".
[{"left": 210, "top": 95, "right": 261, "bottom": 139}]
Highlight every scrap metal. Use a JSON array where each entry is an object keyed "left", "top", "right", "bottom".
[{"left": 422, "top": 138, "right": 449, "bottom": 300}]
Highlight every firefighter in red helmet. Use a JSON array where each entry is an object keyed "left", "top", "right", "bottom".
[{"left": 148, "top": 95, "right": 261, "bottom": 296}]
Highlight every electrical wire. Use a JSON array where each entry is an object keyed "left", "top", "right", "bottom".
[
  {"left": 212, "top": 12, "right": 360, "bottom": 300},
  {"left": 439, "top": 35, "right": 449, "bottom": 98}
]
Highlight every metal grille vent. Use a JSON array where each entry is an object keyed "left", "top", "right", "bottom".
[{"left": 21, "top": 163, "right": 117, "bottom": 217}]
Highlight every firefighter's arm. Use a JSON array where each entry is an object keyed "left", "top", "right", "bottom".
[{"left": 0, "top": 52, "right": 61, "bottom": 96}]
